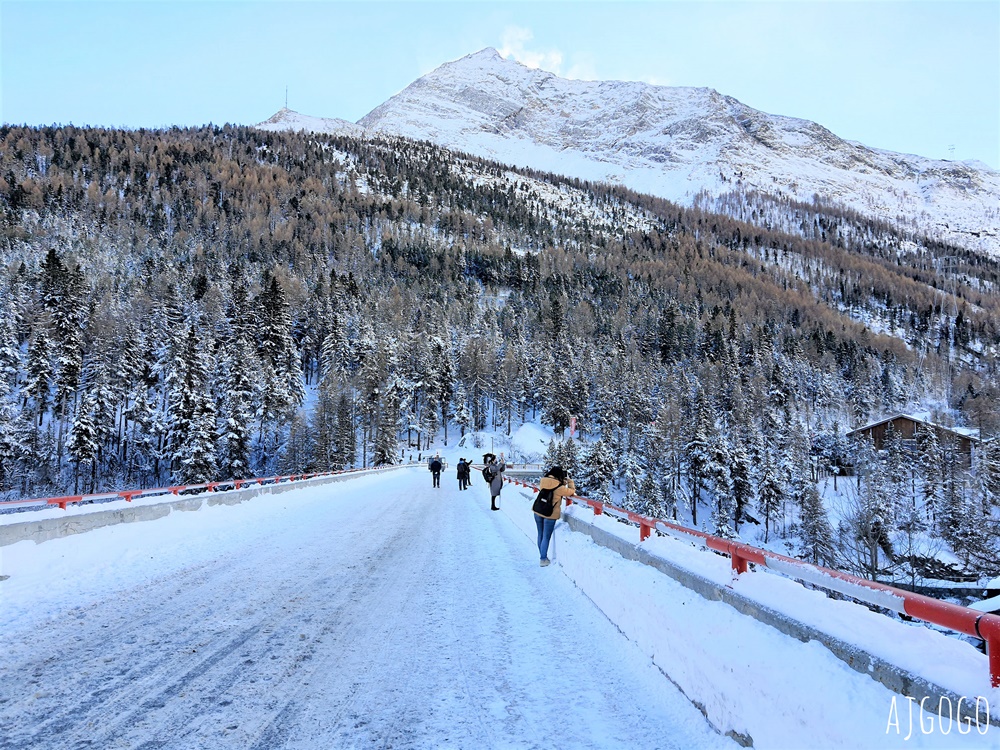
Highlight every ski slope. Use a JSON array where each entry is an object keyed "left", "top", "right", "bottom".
[{"left": 0, "top": 468, "right": 729, "bottom": 749}]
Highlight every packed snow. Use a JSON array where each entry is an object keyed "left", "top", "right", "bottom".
[
  {"left": 0, "top": 468, "right": 727, "bottom": 749},
  {"left": 3, "top": 466, "right": 998, "bottom": 747}
]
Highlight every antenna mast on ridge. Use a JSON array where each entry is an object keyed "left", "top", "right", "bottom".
[{"left": 285, "top": 86, "right": 288, "bottom": 109}]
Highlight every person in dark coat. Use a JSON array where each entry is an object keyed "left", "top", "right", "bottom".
[
  {"left": 429, "top": 454, "right": 442, "bottom": 488},
  {"left": 456, "top": 458, "right": 471, "bottom": 490}
]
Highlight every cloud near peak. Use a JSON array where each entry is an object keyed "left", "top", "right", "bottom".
[{"left": 498, "top": 26, "right": 563, "bottom": 74}]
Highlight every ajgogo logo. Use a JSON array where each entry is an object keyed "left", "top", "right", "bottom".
[{"left": 886, "top": 695, "right": 992, "bottom": 739}]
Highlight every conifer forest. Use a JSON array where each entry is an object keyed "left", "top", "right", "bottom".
[{"left": 1, "top": 124, "right": 999, "bottom": 582}]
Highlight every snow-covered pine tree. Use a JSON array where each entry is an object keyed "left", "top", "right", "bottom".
[
  {"left": 179, "top": 389, "right": 218, "bottom": 484},
  {"left": 684, "top": 389, "right": 713, "bottom": 526},
  {"left": 915, "top": 425, "right": 942, "bottom": 530},
  {"left": 218, "top": 337, "right": 255, "bottom": 480},
  {"left": 541, "top": 348, "right": 572, "bottom": 435},
  {"left": 621, "top": 448, "right": 643, "bottom": 513},
  {"left": 729, "top": 437, "right": 753, "bottom": 529},
  {"left": 853, "top": 437, "right": 895, "bottom": 579},
  {"left": 560, "top": 436, "right": 581, "bottom": 480},
  {"left": 452, "top": 383, "right": 473, "bottom": 437},
  {"left": 23, "top": 327, "right": 53, "bottom": 425},
  {"left": 0, "top": 378, "right": 23, "bottom": 493},
  {"left": 543, "top": 438, "right": 559, "bottom": 468},
  {"left": 259, "top": 274, "right": 306, "bottom": 411},
  {"left": 309, "top": 374, "right": 339, "bottom": 472},
  {"left": 281, "top": 412, "right": 313, "bottom": 474},
  {"left": 636, "top": 469, "right": 666, "bottom": 520},
  {"left": 798, "top": 482, "right": 836, "bottom": 566},
  {"left": 709, "top": 433, "right": 736, "bottom": 539},
  {"left": 580, "top": 438, "right": 614, "bottom": 503},
  {"left": 67, "top": 394, "right": 98, "bottom": 493},
  {"left": 334, "top": 392, "right": 356, "bottom": 469},
  {"left": 167, "top": 324, "right": 217, "bottom": 484},
  {"left": 756, "top": 452, "right": 784, "bottom": 543}
]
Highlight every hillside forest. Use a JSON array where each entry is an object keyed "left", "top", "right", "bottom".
[{"left": 1, "top": 124, "right": 999, "bottom": 583}]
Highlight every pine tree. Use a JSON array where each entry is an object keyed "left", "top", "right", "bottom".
[
  {"left": 67, "top": 395, "right": 98, "bottom": 493},
  {"left": 543, "top": 438, "right": 559, "bottom": 468},
  {"left": 709, "top": 433, "right": 736, "bottom": 538},
  {"left": 560, "top": 436, "right": 581, "bottom": 479},
  {"left": 334, "top": 392, "right": 356, "bottom": 469},
  {"left": 637, "top": 469, "right": 666, "bottom": 519},
  {"left": 854, "top": 437, "right": 895, "bottom": 578},
  {"left": 798, "top": 483, "right": 836, "bottom": 566},
  {"left": 168, "top": 324, "right": 217, "bottom": 484},
  {"left": 757, "top": 453, "right": 783, "bottom": 543},
  {"left": 729, "top": 437, "right": 754, "bottom": 529},
  {"left": 0, "top": 378, "right": 23, "bottom": 493},
  {"left": 684, "top": 390, "right": 713, "bottom": 526},
  {"left": 580, "top": 439, "right": 615, "bottom": 503},
  {"left": 179, "top": 391, "right": 218, "bottom": 484},
  {"left": 281, "top": 412, "right": 313, "bottom": 474},
  {"left": 541, "top": 349, "right": 573, "bottom": 434},
  {"left": 309, "top": 375, "right": 339, "bottom": 472},
  {"left": 453, "top": 383, "right": 473, "bottom": 437},
  {"left": 217, "top": 314, "right": 256, "bottom": 480},
  {"left": 621, "top": 448, "right": 643, "bottom": 512},
  {"left": 23, "top": 328, "right": 53, "bottom": 425},
  {"left": 916, "top": 426, "right": 942, "bottom": 529}
]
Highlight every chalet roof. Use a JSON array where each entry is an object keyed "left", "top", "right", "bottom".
[{"left": 846, "top": 413, "right": 981, "bottom": 442}]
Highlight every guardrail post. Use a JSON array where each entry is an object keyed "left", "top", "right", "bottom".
[
  {"left": 978, "top": 617, "right": 1000, "bottom": 688},
  {"left": 119, "top": 491, "right": 140, "bottom": 503},
  {"left": 731, "top": 549, "right": 748, "bottom": 576},
  {"left": 991, "top": 638, "right": 1000, "bottom": 689},
  {"left": 639, "top": 523, "right": 651, "bottom": 542},
  {"left": 593, "top": 503, "right": 603, "bottom": 516}
]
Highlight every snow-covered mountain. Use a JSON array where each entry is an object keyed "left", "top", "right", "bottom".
[
  {"left": 257, "top": 107, "right": 362, "bottom": 136},
  {"left": 257, "top": 48, "right": 1000, "bottom": 254}
]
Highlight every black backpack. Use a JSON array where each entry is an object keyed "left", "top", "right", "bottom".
[
  {"left": 430, "top": 459, "right": 442, "bottom": 472},
  {"left": 532, "top": 485, "right": 557, "bottom": 516},
  {"left": 482, "top": 465, "right": 495, "bottom": 484}
]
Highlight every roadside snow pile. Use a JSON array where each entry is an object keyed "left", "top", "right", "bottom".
[{"left": 499, "top": 483, "right": 1000, "bottom": 748}]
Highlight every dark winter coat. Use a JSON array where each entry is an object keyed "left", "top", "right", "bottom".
[
  {"left": 457, "top": 461, "right": 470, "bottom": 479},
  {"left": 430, "top": 459, "right": 442, "bottom": 474},
  {"left": 533, "top": 476, "right": 576, "bottom": 520}
]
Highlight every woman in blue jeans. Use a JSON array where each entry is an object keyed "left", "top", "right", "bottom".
[{"left": 533, "top": 466, "right": 576, "bottom": 566}]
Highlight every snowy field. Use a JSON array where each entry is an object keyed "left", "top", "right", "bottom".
[{"left": 0, "top": 468, "right": 728, "bottom": 750}]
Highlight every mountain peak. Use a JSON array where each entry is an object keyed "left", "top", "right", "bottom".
[
  {"left": 256, "top": 108, "right": 361, "bottom": 136},
  {"left": 258, "top": 51, "right": 1000, "bottom": 254}
]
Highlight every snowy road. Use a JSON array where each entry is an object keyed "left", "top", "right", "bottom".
[{"left": 0, "top": 468, "right": 729, "bottom": 749}]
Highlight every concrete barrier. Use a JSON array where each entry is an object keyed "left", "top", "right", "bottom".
[
  {"left": 0, "top": 467, "right": 403, "bottom": 549},
  {"left": 562, "top": 512, "right": 998, "bottom": 730}
]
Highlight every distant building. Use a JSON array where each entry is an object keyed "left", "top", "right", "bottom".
[{"left": 846, "top": 413, "right": 981, "bottom": 459}]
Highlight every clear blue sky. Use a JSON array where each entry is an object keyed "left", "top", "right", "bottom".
[{"left": 2, "top": 1, "right": 998, "bottom": 168}]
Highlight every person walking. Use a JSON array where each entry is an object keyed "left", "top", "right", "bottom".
[
  {"left": 483, "top": 453, "right": 506, "bottom": 510},
  {"left": 429, "top": 454, "right": 442, "bottom": 488},
  {"left": 533, "top": 466, "right": 576, "bottom": 567},
  {"left": 456, "top": 458, "right": 471, "bottom": 490}
]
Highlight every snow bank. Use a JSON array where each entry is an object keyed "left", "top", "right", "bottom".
[{"left": 498, "top": 483, "right": 999, "bottom": 748}]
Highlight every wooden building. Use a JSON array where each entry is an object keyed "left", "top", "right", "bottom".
[{"left": 846, "top": 413, "right": 980, "bottom": 458}]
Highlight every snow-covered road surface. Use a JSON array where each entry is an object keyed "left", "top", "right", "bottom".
[{"left": 0, "top": 468, "right": 730, "bottom": 749}]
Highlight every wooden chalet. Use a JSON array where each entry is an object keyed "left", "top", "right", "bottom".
[{"left": 846, "top": 413, "right": 981, "bottom": 458}]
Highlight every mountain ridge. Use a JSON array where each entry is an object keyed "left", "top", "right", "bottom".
[{"left": 256, "top": 48, "right": 1000, "bottom": 254}]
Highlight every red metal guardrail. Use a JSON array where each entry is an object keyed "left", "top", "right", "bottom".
[
  {"left": 506, "top": 476, "right": 1000, "bottom": 688},
  {"left": 0, "top": 466, "right": 403, "bottom": 512}
]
